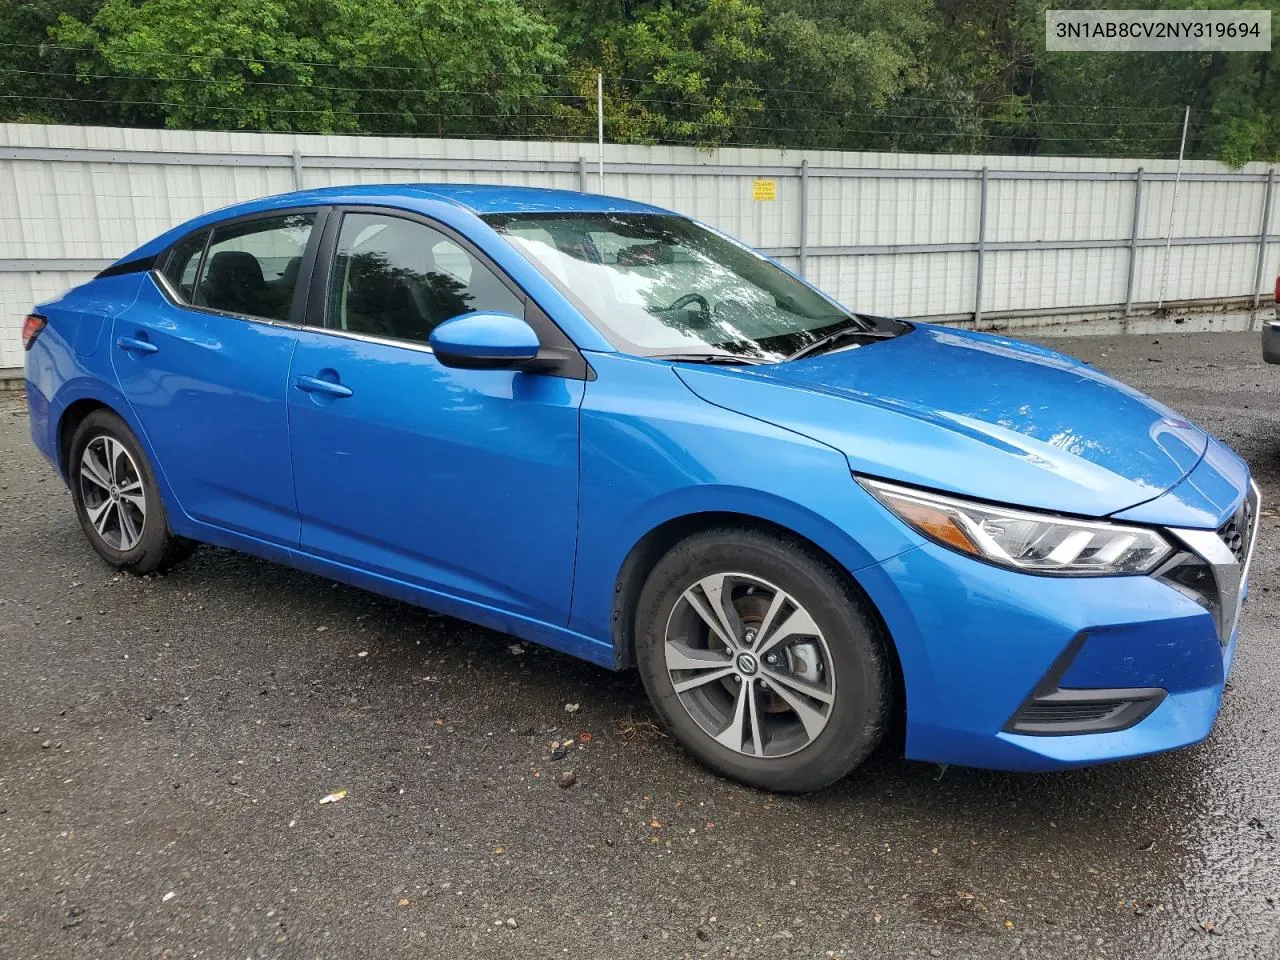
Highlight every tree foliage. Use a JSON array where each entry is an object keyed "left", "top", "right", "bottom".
[{"left": 0, "top": 0, "right": 1276, "bottom": 163}]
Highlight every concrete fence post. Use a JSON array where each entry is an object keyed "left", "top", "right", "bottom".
[
  {"left": 579, "top": 156, "right": 589, "bottom": 194},
  {"left": 1252, "top": 167, "right": 1276, "bottom": 314},
  {"left": 1124, "top": 167, "right": 1144, "bottom": 315},
  {"left": 798, "top": 159, "right": 810, "bottom": 279},
  {"left": 291, "top": 149, "right": 304, "bottom": 191},
  {"left": 974, "top": 167, "right": 989, "bottom": 326}
]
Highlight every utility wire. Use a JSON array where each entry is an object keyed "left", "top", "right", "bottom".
[
  {"left": 0, "top": 69, "right": 1199, "bottom": 130},
  {"left": 0, "top": 92, "right": 1196, "bottom": 145},
  {"left": 0, "top": 41, "right": 1194, "bottom": 114}
]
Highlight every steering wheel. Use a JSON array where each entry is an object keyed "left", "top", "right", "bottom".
[{"left": 663, "top": 293, "right": 712, "bottom": 322}]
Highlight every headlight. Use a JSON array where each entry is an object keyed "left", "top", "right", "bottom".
[{"left": 859, "top": 477, "right": 1172, "bottom": 576}]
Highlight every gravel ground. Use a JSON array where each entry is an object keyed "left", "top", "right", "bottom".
[{"left": 1, "top": 330, "right": 1279, "bottom": 960}]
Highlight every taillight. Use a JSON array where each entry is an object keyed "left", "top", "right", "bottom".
[
  {"left": 22, "top": 314, "right": 46, "bottom": 350},
  {"left": 1274, "top": 275, "right": 1279, "bottom": 304}
]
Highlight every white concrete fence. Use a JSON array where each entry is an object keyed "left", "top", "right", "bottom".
[{"left": 3, "top": 121, "right": 1279, "bottom": 372}]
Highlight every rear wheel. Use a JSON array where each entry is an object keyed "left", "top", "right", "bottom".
[
  {"left": 635, "top": 527, "right": 891, "bottom": 792},
  {"left": 69, "top": 410, "right": 197, "bottom": 574}
]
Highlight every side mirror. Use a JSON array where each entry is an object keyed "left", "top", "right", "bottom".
[{"left": 429, "top": 312, "right": 541, "bottom": 370}]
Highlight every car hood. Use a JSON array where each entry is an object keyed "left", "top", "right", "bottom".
[{"left": 675, "top": 324, "right": 1208, "bottom": 518}]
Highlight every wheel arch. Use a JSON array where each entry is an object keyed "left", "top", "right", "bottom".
[
  {"left": 58, "top": 397, "right": 113, "bottom": 478},
  {"left": 51, "top": 384, "right": 187, "bottom": 533},
  {"left": 608, "top": 511, "right": 906, "bottom": 724}
]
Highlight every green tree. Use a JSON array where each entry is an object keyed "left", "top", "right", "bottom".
[
  {"left": 334, "top": 0, "right": 565, "bottom": 137},
  {"left": 0, "top": 1, "right": 133, "bottom": 126},
  {"left": 753, "top": 0, "right": 936, "bottom": 150},
  {"left": 537, "top": 0, "right": 768, "bottom": 146},
  {"left": 54, "top": 0, "right": 563, "bottom": 134},
  {"left": 1, "top": 0, "right": 1275, "bottom": 164}
]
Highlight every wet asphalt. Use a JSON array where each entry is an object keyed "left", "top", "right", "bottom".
[{"left": 1, "top": 330, "right": 1279, "bottom": 959}]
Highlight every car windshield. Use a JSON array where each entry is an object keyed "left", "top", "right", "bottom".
[{"left": 483, "top": 212, "right": 858, "bottom": 360}]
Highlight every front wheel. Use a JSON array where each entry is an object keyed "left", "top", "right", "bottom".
[
  {"left": 635, "top": 527, "right": 892, "bottom": 793},
  {"left": 69, "top": 409, "right": 197, "bottom": 574}
]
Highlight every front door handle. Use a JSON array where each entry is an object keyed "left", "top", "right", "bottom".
[
  {"left": 295, "top": 375, "right": 353, "bottom": 399},
  {"left": 116, "top": 335, "right": 158, "bottom": 355}
]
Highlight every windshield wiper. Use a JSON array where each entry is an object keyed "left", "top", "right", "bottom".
[
  {"left": 784, "top": 317, "right": 882, "bottom": 362},
  {"left": 649, "top": 351, "right": 769, "bottom": 366}
]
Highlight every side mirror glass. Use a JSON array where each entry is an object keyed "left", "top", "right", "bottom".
[{"left": 429, "top": 312, "right": 541, "bottom": 370}]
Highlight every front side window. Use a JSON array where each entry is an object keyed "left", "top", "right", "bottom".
[
  {"left": 484, "top": 212, "right": 854, "bottom": 360},
  {"left": 160, "top": 230, "right": 208, "bottom": 302},
  {"left": 193, "top": 214, "right": 315, "bottom": 321},
  {"left": 327, "top": 213, "right": 523, "bottom": 344}
]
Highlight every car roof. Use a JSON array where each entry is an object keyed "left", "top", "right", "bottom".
[
  {"left": 248, "top": 183, "right": 670, "bottom": 216},
  {"left": 121, "top": 184, "right": 673, "bottom": 264}
]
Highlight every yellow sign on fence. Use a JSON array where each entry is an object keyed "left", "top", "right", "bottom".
[{"left": 752, "top": 178, "right": 777, "bottom": 201}]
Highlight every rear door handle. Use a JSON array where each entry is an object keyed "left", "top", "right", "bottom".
[
  {"left": 295, "top": 375, "right": 353, "bottom": 399},
  {"left": 116, "top": 336, "right": 158, "bottom": 355}
]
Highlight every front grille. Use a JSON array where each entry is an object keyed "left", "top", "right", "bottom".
[
  {"left": 1167, "top": 481, "right": 1261, "bottom": 645},
  {"left": 1217, "top": 495, "right": 1254, "bottom": 563}
]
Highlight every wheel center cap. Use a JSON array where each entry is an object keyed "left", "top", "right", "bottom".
[
  {"left": 109, "top": 485, "right": 120, "bottom": 501},
  {"left": 735, "top": 652, "right": 759, "bottom": 676}
]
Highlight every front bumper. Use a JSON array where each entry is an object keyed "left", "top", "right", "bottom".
[
  {"left": 1264, "top": 318, "right": 1280, "bottom": 365},
  {"left": 857, "top": 483, "right": 1257, "bottom": 772}
]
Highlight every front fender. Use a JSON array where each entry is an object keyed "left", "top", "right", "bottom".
[{"left": 569, "top": 353, "right": 923, "bottom": 645}]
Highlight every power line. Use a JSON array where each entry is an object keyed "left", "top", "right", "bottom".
[
  {"left": 0, "top": 68, "right": 1198, "bottom": 130},
  {"left": 0, "top": 66, "right": 581, "bottom": 101},
  {"left": 0, "top": 41, "right": 596, "bottom": 82},
  {"left": 1, "top": 92, "right": 1198, "bottom": 150},
  {"left": 0, "top": 93, "right": 571, "bottom": 123},
  {"left": 0, "top": 41, "right": 1194, "bottom": 115}
]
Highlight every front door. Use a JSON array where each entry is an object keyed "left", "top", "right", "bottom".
[
  {"left": 111, "top": 211, "right": 320, "bottom": 544},
  {"left": 286, "top": 210, "right": 583, "bottom": 624}
]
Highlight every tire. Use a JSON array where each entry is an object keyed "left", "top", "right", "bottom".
[
  {"left": 635, "top": 527, "right": 891, "bottom": 793},
  {"left": 68, "top": 409, "right": 197, "bottom": 575}
]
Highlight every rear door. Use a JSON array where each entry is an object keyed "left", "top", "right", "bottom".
[{"left": 111, "top": 209, "right": 324, "bottom": 544}]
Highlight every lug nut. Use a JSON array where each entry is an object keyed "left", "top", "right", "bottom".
[{"left": 765, "top": 653, "right": 778, "bottom": 665}]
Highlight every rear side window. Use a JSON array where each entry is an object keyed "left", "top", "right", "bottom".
[
  {"left": 193, "top": 214, "right": 315, "bottom": 321},
  {"left": 161, "top": 230, "right": 208, "bottom": 302}
]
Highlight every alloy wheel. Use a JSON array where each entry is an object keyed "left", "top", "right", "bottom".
[
  {"left": 663, "top": 572, "right": 836, "bottom": 758},
  {"left": 79, "top": 435, "right": 146, "bottom": 551}
]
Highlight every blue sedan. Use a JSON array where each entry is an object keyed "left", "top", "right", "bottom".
[{"left": 22, "top": 185, "right": 1259, "bottom": 792}]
